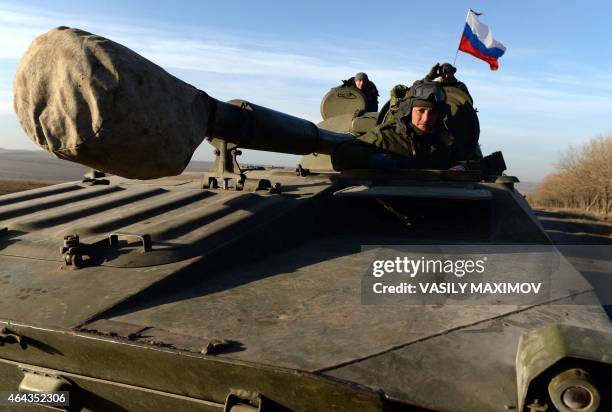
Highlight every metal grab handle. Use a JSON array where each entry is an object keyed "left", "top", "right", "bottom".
[
  {"left": 18, "top": 367, "right": 73, "bottom": 411},
  {"left": 108, "top": 233, "right": 152, "bottom": 252},
  {"left": 19, "top": 369, "right": 72, "bottom": 393}
]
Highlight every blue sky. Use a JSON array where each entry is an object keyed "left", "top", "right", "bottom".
[{"left": 1, "top": 1, "right": 611, "bottom": 181}]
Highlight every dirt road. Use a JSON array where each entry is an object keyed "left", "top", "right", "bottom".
[
  {"left": 536, "top": 209, "right": 612, "bottom": 317},
  {"left": 535, "top": 209, "right": 612, "bottom": 245}
]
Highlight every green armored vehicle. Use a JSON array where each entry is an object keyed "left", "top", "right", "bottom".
[{"left": 0, "top": 28, "right": 610, "bottom": 411}]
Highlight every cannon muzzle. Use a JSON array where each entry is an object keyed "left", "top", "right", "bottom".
[{"left": 13, "top": 27, "right": 352, "bottom": 180}]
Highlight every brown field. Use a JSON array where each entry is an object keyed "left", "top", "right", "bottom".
[
  {"left": 0, "top": 179, "right": 54, "bottom": 196},
  {"left": 0, "top": 149, "right": 212, "bottom": 195},
  {"left": 0, "top": 150, "right": 213, "bottom": 180}
]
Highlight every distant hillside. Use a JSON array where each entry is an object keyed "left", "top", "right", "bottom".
[{"left": 0, "top": 149, "right": 213, "bottom": 182}]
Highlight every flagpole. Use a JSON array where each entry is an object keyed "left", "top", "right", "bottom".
[{"left": 453, "top": 8, "right": 471, "bottom": 66}]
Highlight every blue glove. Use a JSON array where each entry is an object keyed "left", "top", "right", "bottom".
[{"left": 369, "top": 153, "right": 399, "bottom": 171}]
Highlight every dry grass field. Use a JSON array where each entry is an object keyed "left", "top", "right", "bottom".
[
  {"left": 0, "top": 179, "right": 54, "bottom": 196},
  {"left": 0, "top": 149, "right": 213, "bottom": 196}
]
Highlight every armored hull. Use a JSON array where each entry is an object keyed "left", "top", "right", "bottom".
[{"left": 1, "top": 169, "right": 610, "bottom": 411}]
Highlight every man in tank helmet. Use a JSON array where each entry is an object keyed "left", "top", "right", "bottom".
[{"left": 331, "top": 81, "right": 464, "bottom": 170}]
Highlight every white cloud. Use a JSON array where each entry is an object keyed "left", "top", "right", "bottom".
[
  {"left": 0, "top": 84, "right": 13, "bottom": 115},
  {"left": 0, "top": 6, "right": 51, "bottom": 25},
  {"left": 0, "top": 27, "right": 43, "bottom": 60},
  {"left": 0, "top": 101, "right": 12, "bottom": 115}
]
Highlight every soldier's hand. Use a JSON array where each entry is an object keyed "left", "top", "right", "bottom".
[{"left": 426, "top": 63, "right": 441, "bottom": 80}]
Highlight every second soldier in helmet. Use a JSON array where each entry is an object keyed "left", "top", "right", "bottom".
[
  {"left": 342, "top": 72, "right": 379, "bottom": 112},
  {"left": 425, "top": 62, "right": 472, "bottom": 102}
]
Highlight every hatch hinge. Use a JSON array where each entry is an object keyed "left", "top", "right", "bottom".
[{"left": 60, "top": 234, "right": 92, "bottom": 269}]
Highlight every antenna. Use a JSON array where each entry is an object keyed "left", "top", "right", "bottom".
[{"left": 453, "top": 8, "right": 471, "bottom": 66}]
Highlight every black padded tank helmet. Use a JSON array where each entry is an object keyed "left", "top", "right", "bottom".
[{"left": 399, "top": 81, "right": 447, "bottom": 117}]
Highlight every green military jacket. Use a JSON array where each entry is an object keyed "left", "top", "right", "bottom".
[{"left": 331, "top": 119, "right": 456, "bottom": 171}]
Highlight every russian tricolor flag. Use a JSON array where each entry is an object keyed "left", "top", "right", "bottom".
[{"left": 459, "top": 9, "right": 506, "bottom": 70}]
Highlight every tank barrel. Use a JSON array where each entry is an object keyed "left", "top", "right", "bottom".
[
  {"left": 13, "top": 27, "right": 352, "bottom": 180},
  {"left": 210, "top": 99, "right": 353, "bottom": 155}
]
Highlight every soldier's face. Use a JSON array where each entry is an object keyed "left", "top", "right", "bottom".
[
  {"left": 411, "top": 106, "right": 438, "bottom": 133},
  {"left": 355, "top": 79, "right": 365, "bottom": 89}
]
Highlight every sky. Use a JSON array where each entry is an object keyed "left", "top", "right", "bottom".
[{"left": 1, "top": 1, "right": 612, "bottom": 182}]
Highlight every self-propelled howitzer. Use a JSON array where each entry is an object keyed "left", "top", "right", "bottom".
[
  {"left": 3, "top": 26, "right": 611, "bottom": 412},
  {"left": 13, "top": 26, "right": 485, "bottom": 188}
]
